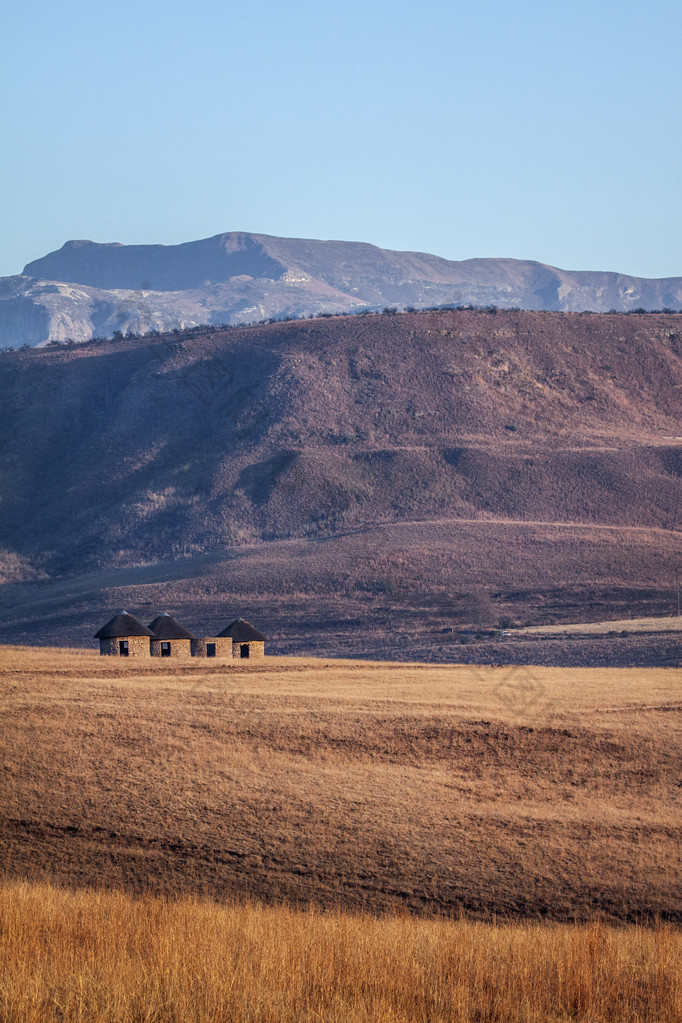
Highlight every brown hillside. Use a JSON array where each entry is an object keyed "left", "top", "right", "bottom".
[
  {"left": 1, "top": 309, "right": 681, "bottom": 564},
  {"left": 1, "top": 519, "right": 681, "bottom": 664},
  {"left": 0, "top": 308, "right": 681, "bottom": 653}
]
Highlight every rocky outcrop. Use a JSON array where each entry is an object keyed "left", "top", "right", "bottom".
[{"left": 1, "top": 232, "right": 681, "bottom": 349}]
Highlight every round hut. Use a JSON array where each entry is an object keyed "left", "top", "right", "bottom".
[
  {"left": 148, "top": 612, "right": 195, "bottom": 659},
  {"left": 94, "top": 611, "right": 154, "bottom": 656},
  {"left": 217, "top": 618, "right": 268, "bottom": 660}
]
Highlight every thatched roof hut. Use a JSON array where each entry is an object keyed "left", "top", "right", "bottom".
[
  {"left": 217, "top": 619, "right": 268, "bottom": 642},
  {"left": 94, "top": 611, "right": 153, "bottom": 656},
  {"left": 92, "top": 611, "right": 267, "bottom": 660},
  {"left": 217, "top": 619, "right": 268, "bottom": 659},
  {"left": 148, "top": 613, "right": 195, "bottom": 640},
  {"left": 148, "top": 612, "right": 195, "bottom": 659}
]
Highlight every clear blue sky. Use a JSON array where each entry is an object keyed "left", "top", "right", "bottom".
[{"left": 2, "top": 0, "right": 680, "bottom": 279}]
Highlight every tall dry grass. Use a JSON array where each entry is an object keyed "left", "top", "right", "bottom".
[{"left": 0, "top": 880, "right": 679, "bottom": 1023}]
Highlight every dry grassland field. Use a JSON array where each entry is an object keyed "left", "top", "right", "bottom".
[
  {"left": 1, "top": 646, "right": 680, "bottom": 919},
  {"left": 1, "top": 882, "right": 680, "bottom": 1023},
  {"left": 517, "top": 615, "right": 682, "bottom": 636},
  {"left": 1, "top": 645, "right": 681, "bottom": 1021}
]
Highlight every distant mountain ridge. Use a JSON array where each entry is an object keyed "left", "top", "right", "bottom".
[{"left": 1, "top": 231, "right": 681, "bottom": 348}]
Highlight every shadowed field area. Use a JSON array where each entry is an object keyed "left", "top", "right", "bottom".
[
  {"left": 1, "top": 646, "right": 680, "bottom": 923},
  {"left": 1, "top": 880, "right": 680, "bottom": 1023}
]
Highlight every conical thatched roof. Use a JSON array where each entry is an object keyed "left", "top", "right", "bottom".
[
  {"left": 94, "top": 611, "right": 154, "bottom": 639},
  {"left": 217, "top": 618, "right": 268, "bottom": 642},
  {"left": 148, "top": 612, "right": 195, "bottom": 640}
]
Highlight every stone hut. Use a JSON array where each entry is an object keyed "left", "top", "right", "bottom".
[
  {"left": 94, "top": 611, "right": 154, "bottom": 657},
  {"left": 148, "top": 612, "right": 195, "bottom": 658},
  {"left": 218, "top": 618, "right": 268, "bottom": 659},
  {"left": 191, "top": 635, "right": 233, "bottom": 659}
]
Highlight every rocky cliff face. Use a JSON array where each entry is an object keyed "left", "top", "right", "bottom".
[{"left": 2, "top": 232, "right": 681, "bottom": 348}]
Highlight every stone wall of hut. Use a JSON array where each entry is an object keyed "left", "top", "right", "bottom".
[
  {"left": 191, "top": 637, "right": 233, "bottom": 658},
  {"left": 233, "top": 641, "right": 265, "bottom": 659},
  {"left": 99, "top": 636, "right": 150, "bottom": 657},
  {"left": 150, "top": 638, "right": 193, "bottom": 659}
]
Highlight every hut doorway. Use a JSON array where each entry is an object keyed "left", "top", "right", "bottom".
[
  {"left": 206, "top": 643, "right": 216, "bottom": 658},
  {"left": 119, "top": 640, "right": 129, "bottom": 656},
  {"left": 161, "top": 642, "right": 171, "bottom": 657},
  {"left": 240, "top": 644, "right": 250, "bottom": 658}
]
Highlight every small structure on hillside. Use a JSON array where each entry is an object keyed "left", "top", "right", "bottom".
[
  {"left": 148, "top": 612, "right": 195, "bottom": 659},
  {"left": 218, "top": 618, "right": 268, "bottom": 659},
  {"left": 94, "top": 611, "right": 155, "bottom": 656}
]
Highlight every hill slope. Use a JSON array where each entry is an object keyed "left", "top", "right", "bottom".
[
  {"left": 1, "top": 308, "right": 681, "bottom": 652},
  {"left": 2, "top": 232, "right": 682, "bottom": 347},
  {"left": 2, "top": 308, "right": 681, "bottom": 570}
]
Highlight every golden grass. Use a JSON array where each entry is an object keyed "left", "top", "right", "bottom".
[
  {"left": 0, "top": 879, "right": 680, "bottom": 1023},
  {"left": 1, "top": 646, "right": 680, "bottom": 924},
  {"left": 518, "top": 616, "right": 682, "bottom": 636}
]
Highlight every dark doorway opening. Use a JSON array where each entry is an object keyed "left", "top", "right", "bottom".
[
  {"left": 240, "top": 644, "right": 250, "bottom": 658},
  {"left": 161, "top": 642, "right": 171, "bottom": 657},
  {"left": 119, "top": 640, "right": 129, "bottom": 656},
  {"left": 207, "top": 643, "right": 216, "bottom": 658}
]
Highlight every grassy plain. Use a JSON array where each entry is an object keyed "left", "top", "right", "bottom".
[
  {"left": 1, "top": 880, "right": 680, "bottom": 1023},
  {"left": 1, "top": 646, "right": 681, "bottom": 1022},
  {"left": 1, "top": 646, "right": 680, "bottom": 921}
]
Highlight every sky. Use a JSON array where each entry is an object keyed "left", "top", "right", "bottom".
[{"left": 1, "top": 0, "right": 680, "bottom": 280}]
